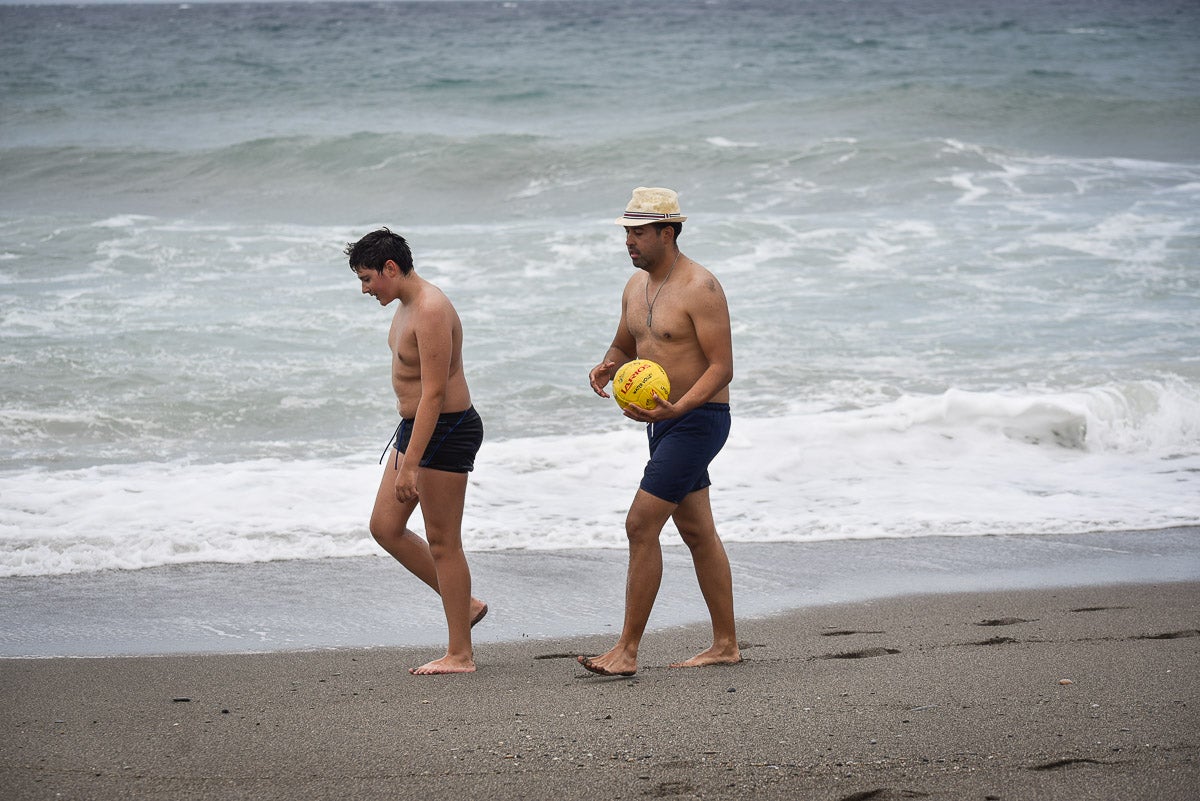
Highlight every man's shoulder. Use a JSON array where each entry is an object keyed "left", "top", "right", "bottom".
[{"left": 682, "top": 260, "right": 725, "bottom": 293}]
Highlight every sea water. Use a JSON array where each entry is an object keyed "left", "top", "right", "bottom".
[{"left": 2, "top": 0, "right": 1199, "bottom": 580}]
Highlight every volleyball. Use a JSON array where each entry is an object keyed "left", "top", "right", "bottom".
[{"left": 613, "top": 359, "right": 670, "bottom": 411}]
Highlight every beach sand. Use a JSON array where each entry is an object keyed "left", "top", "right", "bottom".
[{"left": 2, "top": 580, "right": 1197, "bottom": 801}]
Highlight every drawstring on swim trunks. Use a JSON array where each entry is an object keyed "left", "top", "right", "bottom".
[{"left": 379, "top": 421, "right": 405, "bottom": 469}]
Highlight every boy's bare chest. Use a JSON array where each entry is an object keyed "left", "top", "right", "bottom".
[{"left": 387, "top": 313, "right": 419, "bottom": 366}]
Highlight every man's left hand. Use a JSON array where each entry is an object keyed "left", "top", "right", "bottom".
[{"left": 622, "top": 390, "right": 678, "bottom": 423}]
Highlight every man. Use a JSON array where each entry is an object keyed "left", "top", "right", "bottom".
[
  {"left": 580, "top": 187, "right": 741, "bottom": 676},
  {"left": 345, "top": 228, "right": 487, "bottom": 675}
]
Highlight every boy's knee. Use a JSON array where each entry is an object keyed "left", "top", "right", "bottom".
[
  {"left": 369, "top": 515, "right": 408, "bottom": 548},
  {"left": 426, "top": 535, "right": 463, "bottom": 562}
]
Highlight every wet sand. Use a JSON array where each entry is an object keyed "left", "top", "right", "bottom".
[
  {"left": 5, "top": 528, "right": 1199, "bottom": 658},
  {"left": 2, "top": 581, "right": 1197, "bottom": 800}
]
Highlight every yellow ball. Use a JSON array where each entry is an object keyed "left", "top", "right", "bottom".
[{"left": 613, "top": 359, "right": 670, "bottom": 411}]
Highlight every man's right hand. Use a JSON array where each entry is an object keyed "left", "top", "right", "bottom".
[{"left": 589, "top": 360, "right": 617, "bottom": 398}]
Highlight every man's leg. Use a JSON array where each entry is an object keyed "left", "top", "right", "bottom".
[
  {"left": 578, "top": 488, "right": 676, "bottom": 676},
  {"left": 369, "top": 459, "right": 486, "bottom": 634},
  {"left": 669, "top": 487, "right": 741, "bottom": 668},
  {"left": 409, "top": 467, "right": 476, "bottom": 675}
]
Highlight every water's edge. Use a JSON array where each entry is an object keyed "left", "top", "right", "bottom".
[{"left": 2, "top": 527, "right": 1196, "bottom": 658}]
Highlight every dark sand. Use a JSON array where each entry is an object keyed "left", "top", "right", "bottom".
[{"left": 3, "top": 581, "right": 1197, "bottom": 801}]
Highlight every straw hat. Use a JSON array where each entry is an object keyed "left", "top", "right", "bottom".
[{"left": 614, "top": 186, "right": 688, "bottom": 226}]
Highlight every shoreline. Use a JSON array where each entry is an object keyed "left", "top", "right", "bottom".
[
  {"left": 2, "top": 580, "right": 1197, "bottom": 800},
  {"left": 1, "top": 526, "right": 1198, "bottom": 659}
]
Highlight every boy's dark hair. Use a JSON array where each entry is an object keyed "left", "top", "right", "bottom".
[{"left": 345, "top": 228, "right": 414, "bottom": 275}]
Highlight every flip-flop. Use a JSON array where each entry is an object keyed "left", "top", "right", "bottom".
[
  {"left": 577, "top": 655, "right": 636, "bottom": 677},
  {"left": 470, "top": 603, "right": 488, "bottom": 628}
]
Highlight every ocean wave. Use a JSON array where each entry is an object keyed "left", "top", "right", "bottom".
[
  {"left": 2, "top": 380, "right": 1195, "bottom": 578},
  {"left": 5, "top": 126, "right": 1196, "bottom": 232}
]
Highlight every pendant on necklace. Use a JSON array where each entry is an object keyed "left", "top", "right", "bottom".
[
  {"left": 645, "top": 252, "right": 680, "bottom": 331},
  {"left": 648, "top": 255, "right": 676, "bottom": 333}
]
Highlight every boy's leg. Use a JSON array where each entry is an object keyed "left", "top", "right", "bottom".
[
  {"left": 369, "top": 457, "right": 436, "bottom": 586},
  {"left": 370, "top": 458, "right": 486, "bottom": 629},
  {"left": 410, "top": 467, "right": 475, "bottom": 675}
]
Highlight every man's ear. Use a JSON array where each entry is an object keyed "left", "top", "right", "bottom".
[{"left": 383, "top": 259, "right": 400, "bottom": 277}]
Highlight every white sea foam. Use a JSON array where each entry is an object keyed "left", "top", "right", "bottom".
[
  {"left": 706, "top": 137, "right": 758, "bottom": 149},
  {"left": 2, "top": 382, "right": 1196, "bottom": 578}
]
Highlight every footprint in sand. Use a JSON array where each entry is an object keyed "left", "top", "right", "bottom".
[
  {"left": 817, "top": 647, "right": 900, "bottom": 660},
  {"left": 532, "top": 653, "right": 584, "bottom": 660},
  {"left": 836, "top": 788, "right": 931, "bottom": 800},
  {"left": 971, "top": 636, "right": 1021, "bottom": 646},
  {"left": 1132, "top": 629, "right": 1200, "bottom": 640},
  {"left": 1031, "top": 757, "right": 1107, "bottom": 771},
  {"left": 649, "top": 781, "right": 696, "bottom": 797}
]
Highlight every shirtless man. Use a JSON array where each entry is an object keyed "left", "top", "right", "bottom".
[
  {"left": 346, "top": 228, "right": 487, "bottom": 675},
  {"left": 580, "top": 187, "right": 741, "bottom": 676}
]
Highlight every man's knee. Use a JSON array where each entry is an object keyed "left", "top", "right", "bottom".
[
  {"left": 625, "top": 498, "right": 672, "bottom": 544},
  {"left": 676, "top": 524, "right": 705, "bottom": 548},
  {"left": 624, "top": 516, "right": 660, "bottom": 545}
]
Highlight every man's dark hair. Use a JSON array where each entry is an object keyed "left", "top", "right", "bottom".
[
  {"left": 653, "top": 221, "right": 683, "bottom": 241},
  {"left": 345, "top": 228, "right": 414, "bottom": 275}
]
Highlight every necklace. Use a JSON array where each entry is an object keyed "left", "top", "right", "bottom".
[{"left": 645, "top": 251, "right": 680, "bottom": 329}]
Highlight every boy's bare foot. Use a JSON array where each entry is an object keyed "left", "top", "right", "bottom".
[
  {"left": 409, "top": 655, "right": 476, "bottom": 675},
  {"left": 576, "top": 649, "right": 637, "bottom": 677},
  {"left": 470, "top": 600, "right": 488, "bottom": 628},
  {"left": 668, "top": 645, "right": 742, "bottom": 669}
]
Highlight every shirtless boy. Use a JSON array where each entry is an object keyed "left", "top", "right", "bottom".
[
  {"left": 346, "top": 228, "right": 487, "bottom": 675},
  {"left": 580, "top": 187, "right": 741, "bottom": 676}
]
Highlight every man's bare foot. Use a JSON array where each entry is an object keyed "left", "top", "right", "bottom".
[
  {"left": 409, "top": 655, "right": 476, "bottom": 675},
  {"left": 470, "top": 600, "right": 488, "bottom": 628},
  {"left": 668, "top": 645, "right": 743, "bottom": 669},
  {"left": 576, "top": 649, "right": 637, "bottom": 677}
]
